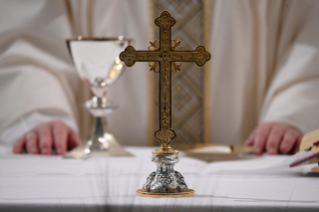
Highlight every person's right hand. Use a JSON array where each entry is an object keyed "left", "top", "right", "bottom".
[
  {"left": 13, "top": 120, "right": 81, "bottom": 155},
  {"left": 244, "top": 122, "right": 302, "bottom": 155}
]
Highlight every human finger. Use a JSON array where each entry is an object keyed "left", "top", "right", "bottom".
[
  {"left": 13, "top": 137, "right": 25, "bottom": 154},
  {"left": 254, "top": 124, "right": 272, "bottom": 155},
  {"left": 266, "top": 126, "right": 286, "bottom": 155},
  {"left": 25, "top": 131, "right": 39, "bottom": 154},
  {"left": 68, "top": 129, "right": 82, "bottom": 150},
  {"left": 52, "top": 121, "right": 68, "bottom": 155},
  {"left": 37, "top": 124, "right": 53, "bottom": 155},
  {"left": 279, "top": 130, "right": 298, "bottom": 154},
  {"left": 244, "top": 131, "right": 255, "bottom": 146}
]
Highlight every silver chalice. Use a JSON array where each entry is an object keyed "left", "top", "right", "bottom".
[{"left": 65, "top": 36, "right": 132, "bottom": 158}]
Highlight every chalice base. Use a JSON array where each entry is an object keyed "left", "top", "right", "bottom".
[
  {"left": 63, "top": 132, "right": 132, "bottom": 159},
  {"left": 63, "top": 116, "right": 132, "bottom": 159},
  {"left": 136, "top": 189, "right": 194, "bottom": 198}
]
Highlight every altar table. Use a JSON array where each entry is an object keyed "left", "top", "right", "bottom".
[{"left": 0, "top": 145, "right": 318, "bottom": 212}]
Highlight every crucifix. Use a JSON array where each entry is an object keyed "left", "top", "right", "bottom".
[{"left": 120, "top": 11, "right": 210, "bottom": 198}]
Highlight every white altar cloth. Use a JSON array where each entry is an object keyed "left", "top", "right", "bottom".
[{"left": 0, "top": 145, "right": 318, "bottom": 212}]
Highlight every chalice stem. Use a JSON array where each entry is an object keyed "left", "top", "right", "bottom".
[{"left": 87, "top": 116, "right": 109, "bottom": 150}]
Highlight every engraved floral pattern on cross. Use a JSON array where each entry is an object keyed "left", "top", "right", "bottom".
[{"left": 120, "top": 11, "right": 211, "bottom": 155}]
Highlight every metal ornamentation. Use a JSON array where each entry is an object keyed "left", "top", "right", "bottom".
[
  {"left": 142, "top": 154, "right": 187, "bottom": 193},
  {"left": 120, "top": 11, "right": 210, "bottom": 198}
]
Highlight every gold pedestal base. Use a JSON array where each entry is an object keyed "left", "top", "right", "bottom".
[{"left": 136, "top": 189, "right": 194, "bottom": 198}]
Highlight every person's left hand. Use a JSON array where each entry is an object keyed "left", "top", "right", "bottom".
[{"left": 244, "top": 122, "right": 302, "bottom": 155}]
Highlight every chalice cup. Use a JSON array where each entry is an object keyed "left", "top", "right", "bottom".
[{"left": 65, "top": 36, "right": 131, "bottom": 158}]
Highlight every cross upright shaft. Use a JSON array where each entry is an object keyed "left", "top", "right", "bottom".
[{"left": 120, "top": 11, "right": 210, "bottom": 155}]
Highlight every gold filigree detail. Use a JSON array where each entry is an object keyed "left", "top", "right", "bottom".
[
  {"left": 171, "top": 62, "right": 182, "bottom": 72},
  {"left": 119, "top": 11, "right": 211, "bottom": 155},
  {"left": 149, "top": 40, "right": 160, "bottom": 51},
  {"left": 148, "top": 40, "right": 160, "bottom": 72},
  {"left": 171, "top": 40, "right": 182, "bottom": 51},
  {"left": 149, "top": 62, "right": 159, "bottom": 73},
  {"left": 171, "top": 40, "right": 182, "bottom": 72}
]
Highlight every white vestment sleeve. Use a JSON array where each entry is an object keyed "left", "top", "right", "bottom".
[
  {"left": 262, "top": 78, "right": 319, "bottom": 134},
  {"left": 0, "top": 1, "right": 79, "bottom": 137},
  {"left": 0, "top": 111, "right": 78, "bottom": 146},
  {"left": 260, "top": 1, "right": 319, "bottom": 134}
]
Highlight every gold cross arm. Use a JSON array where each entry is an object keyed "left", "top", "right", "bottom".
[
  {"left": 120, "top": 45, "right": 210, "bottom": 67},
  {"left": 120, "top": 11, "right": 211, "bottom": 155}
]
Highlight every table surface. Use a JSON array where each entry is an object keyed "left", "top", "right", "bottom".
[{"left": 0, "top": 145, "right": 318, "bottom": 212}]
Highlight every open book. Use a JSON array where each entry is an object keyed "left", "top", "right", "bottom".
[{"left": 180, "top": 144, "right": 254, "bottom": 162}]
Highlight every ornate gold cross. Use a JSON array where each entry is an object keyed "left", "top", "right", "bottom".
[{"left": 120, "top": 11, "right": 210, "bottom": 155}]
